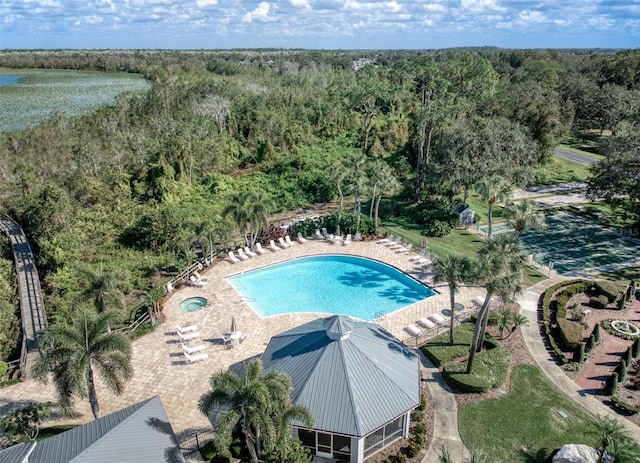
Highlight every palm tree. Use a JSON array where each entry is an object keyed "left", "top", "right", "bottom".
[
  {"left": 504, "top": 199, "right": 546, "bottom": 238},
  {"left": 140, "top": 282, "right": 165, "bottom": 324},
  {"left": 32, "top": 308, "right": 132, "bottom": 419},
  {"left": 75, "top": 264, "right": 126, "bottom": 315},
  {"left": 370, "top": 160, "right": 400, "bottom": 235},
  {"left": 271, "top": 402, "right": 314, "bottom": 461},
  {"left": 223, "top": 191, "right": 273, "bottom": 247},
  {"left": 327, "top": 163, "right": 348, "bottom": 235},
  {"left": 198, "top": 359, "right": 312, "bottom": 463},
  {"left": 468, "top": 235, "right": 525, "bottom": 373},
  {"left": 475, "top": 175, "right": 512, "bottom": 239},
  {"left": 590, "top": 416, "right": 640, "bottom": 463},
  {"left": 432, "top": 253, "right": 475, "bottom": 345}
]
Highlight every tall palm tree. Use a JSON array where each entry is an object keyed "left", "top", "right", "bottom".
[
  {"left": 75, "top": 264, "right": 126, "bottom": 315},
  {"left": 140, "top": 282, "right": 166, "bottom": 324},
  {"left": 504, "top": 199, "right": 546, "bottom": 238},
  {"left": 475, "top": 175, "right": 512, "bottom": 239},
  {"left": 370, "top": 160, "right": 400, "bottom": 235},
  {"left": 327, "top": 163, "right": 348, "bottom": 235},
  {"left": 468, "top": 235, "right": 525, "bottom": 373},
  {"left": 271, "top": 402, "right": 314, "bottom": 461},
  {"left": 432, "top": 254, "right": 475, "bottom": 346},
  {"left": 198, "top": 359, "right": 311, "bottom": 463},
  {"left": 223, "top": 191, "right": 273, "bottom": 247},
  {"left": 32, "top": 308, "right": 132, "bottom": 419}
]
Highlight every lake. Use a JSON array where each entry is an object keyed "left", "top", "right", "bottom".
[{"left": 0, "top": 69, "right": 151, "bottom": 132}]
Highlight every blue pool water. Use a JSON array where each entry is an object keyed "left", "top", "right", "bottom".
[
  {"left": 179, "top": 297, "right": 208, "bottom": 312},
  {"left": 228, "top": 255, "right": 436, "bottom": 321}
]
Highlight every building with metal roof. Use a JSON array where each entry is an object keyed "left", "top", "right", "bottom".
[
  {"left": 261, "top": 315, "right": 421, "bottom": 463},
  {"left": 0, "top": 395, "right": 184, "bottom": 463}
]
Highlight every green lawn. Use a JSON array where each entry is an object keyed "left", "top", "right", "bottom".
[
  {"left": 459, "top": 364, "right": 599, "bottom": 462},
  {"left": 380, "top": 217, "right": 547, "bottom": 288},
  {"left": 557, "top": 144, "right": 605, "bottom": 161},
  {"left": 531, "top": 157, "right": 592, "bottom": 185}
]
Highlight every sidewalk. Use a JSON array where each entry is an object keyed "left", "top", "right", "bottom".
[{"left": 519, "top": 279, "right": 640, "bottom": 441}]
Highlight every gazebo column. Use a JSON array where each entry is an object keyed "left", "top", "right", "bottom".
[
  {"left": 403, "top": 411, "right": 411, "bottom": 437},
  {"left": 351, "top": 436, "right": 364, "bottom": 463}
]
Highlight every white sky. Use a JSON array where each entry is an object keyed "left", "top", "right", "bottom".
[{"left": 1, "top": 0, "right": 639, "bottom": 49}]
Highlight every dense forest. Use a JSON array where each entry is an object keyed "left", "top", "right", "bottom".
[{"left": 0, "top": 48, "right": 638, "bottom": 361}]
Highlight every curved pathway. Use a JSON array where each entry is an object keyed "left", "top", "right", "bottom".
[
  {"left": 519, "top": 279, "right": 640, "bottom": 441},
  {"left": 0, "top": 215, "right": 47, "bottom": 380}
]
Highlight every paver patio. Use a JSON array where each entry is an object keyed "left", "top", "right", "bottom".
[{"left": 0, "top": 238, "right": 483, "bottom": 443}]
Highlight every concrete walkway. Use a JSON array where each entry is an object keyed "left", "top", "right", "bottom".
[{"left": 519, "top": 279, "right": 640, "bottom": 441}]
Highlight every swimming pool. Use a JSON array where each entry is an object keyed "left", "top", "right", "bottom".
[{"left": 228, "top": 255, "right": 436, "bottom": 321}]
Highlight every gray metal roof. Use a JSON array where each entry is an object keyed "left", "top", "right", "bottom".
[
  {"left": 261, "top": 315, "right": 420, "bottom": 437},
  {"left": 22, "top": 395, "right": 184, "bottom": 463},
  {"left": 0, "top": 441, "right": 36, "bottom": 463}
]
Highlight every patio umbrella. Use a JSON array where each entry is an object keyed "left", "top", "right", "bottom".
[{"left": 230, "top": 316, "right": 239, "bottom": 334}]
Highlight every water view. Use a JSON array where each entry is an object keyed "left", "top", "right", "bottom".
[{"left": 0, "top": 70, "right": 150, "bottom": 132}]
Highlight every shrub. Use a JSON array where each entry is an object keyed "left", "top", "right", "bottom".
[
  {"left": 556, "top": 318, "right": 584, "bottom": 350},
  {"left": 417, "top": 395, "right": 426, "bottom": 411},
  {"left": 589, "top": 295, "right": 609, "bottom": 309},
  {"left": 411, "top": 410, "right": 424, "bottom": 423},
  {"left": 592, "top": 323, "right": 601, "bottom": 343},
  {"left": 593, "top": 280, "right": 626, "bottom": 303},
  {"left": 607, "top": 372, "right": 619, "bottom": 395},
  {"left": 422, "top": 220, "right": 452, "bottom": 237},
  {"left": 0, "top": 361, "right": 7, "bottom": 378},
  {"left": 413, "top": 432, "right": 425, "bottom": 447},
  {"left": 632, "top": 338, "right": 640, "bottom": 358},
  {"left": 611, "top": 395, "right": 640, "bottom": 414},
  {"left": 617, "top": 359, "right": 627, "bottom": 381},
  {"left": 624, "top": 347, "right": 633, "bottom": 366},
  {"left": 586, "top": 334, "right": 595, "bottom": 352},
  {"left": 414, "top": 422, "right": 426, "bottom": 435},
  {"left": 564, "top": 362, "right": 581, "bottom": 372},
  {"left": 575, "top": 343, "right": 585, "bottom": 363}
]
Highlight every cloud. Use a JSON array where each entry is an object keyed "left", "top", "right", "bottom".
[
  {"left": 242, "top": 2, "right": 276, "bottom": 22},
  {"left": 74, "top": 15, "right": 103, "bottom": 26},
  {"left": 196, "top": 0, "right": 218, "bottom": 7},
  {"left": 460, "top": 0, "right": 505, "bottom": 13},
  {"left": 290, "top": 0, "right": 311, "bottom": 9}
]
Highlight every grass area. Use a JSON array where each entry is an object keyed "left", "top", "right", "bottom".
[
  {"left": 459, "top": 364, "right": 598, "bottom": 462},
  {"left": 598, "top": 266, "right": 640, "bottom": 285},
  {"left": 568, "top": 201, "right": 638, "bottom": 230},
  {"left": 423, "top": 324, "right": 511, "bottom": 393},
  {"left": 531, "top": 157, "right": 592, "bottom": 185}
]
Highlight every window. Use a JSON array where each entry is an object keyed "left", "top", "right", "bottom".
[{"left": 363, "top": 415, "right": 406, "bottom": 458}]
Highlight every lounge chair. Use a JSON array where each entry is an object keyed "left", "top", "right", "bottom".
[
  {"left": 269, "top": 240, "right": 280, "bottom": 251},
  {"left": 237, "top": 248, "right": 250, "bottom": 260},
  {"left": 285, "top": 235, "right": 295, "bottom": 246},
  {"left": 396, "top": 243, "right": 413, "bottom": 254},
  {"left": 377, "top": 234, "right": 393, "bottom": 244},
  {"left": 475, "top": 295, "right": 486, "bottom": 306},
  {"left": 189, "top": 275, "right": 207, "bottom": 286},
  {"left": 297, "top": 232, "right": 308, "bottom": 243},
  {"left": 181, "top": 342, "right": 205, "bottom": 354},
  {"left": 228, "top": 251, "right": 240, "bottom": 263},
  {"left": 386, "top": 237, "right": 402, "bottom": 248},
  {"left": 255, "top": 243, "right": 266, "bottom": 254},
  {"left": 192, "top": 270, "right": 206, "bottom": 281},
  {"left": 428, "top": 313, "right": 446, "bottom": 325},
  {"left": 332, "top": 235, "right": 343, "bottom": 244},
  {"left": 178, "top": 330, "right": 201, "bottom": 342},
  {"left": 176, "top": 323, "right": 198, "bottom": 334},
  {"left": 417, "top": 317, "right": 436, "bottom": 330},
  {"left": 354, "top": 231, "right": 362, "bottom": 241},
  {"left": 314, "top": 229, "right": 323, "bottom": 239},
  {"left": 239, "top": 333, "right": 249, "bottom": 343},
  {"left": 184, "top": 351, "right": 208, "bottom": 364},
  {"left": 409, "top": 250, "right": 425, "bottom": 262},
  {"left": 278, "top": 237, "right": 290, "bottom": 248},
  {"left": 404, "top": 324, "right": 422, "bottom": 337},
  {"left": 243, "top": 246, "right": 257, "bottom": 257},
  {"left": 166, "top": 282, "right": 174, "bottom": 293},
  {"left": 321, "top": 227, "right": 329, "bottom": 237},
  {"left": 342, "top": 233, "right": 352, "bottom": 245}
]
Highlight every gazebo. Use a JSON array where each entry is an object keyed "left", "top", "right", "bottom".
[{"left": 261, "top": 315, "right": 421, "bottom": 463}]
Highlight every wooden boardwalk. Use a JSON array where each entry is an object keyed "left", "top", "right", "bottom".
[{"left": 0, "top": 215, "right": 47, "bottom": 379}]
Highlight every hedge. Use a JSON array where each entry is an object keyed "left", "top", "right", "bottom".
[{"left": 611, "top": 395, "right": 640, "bottom": 414}]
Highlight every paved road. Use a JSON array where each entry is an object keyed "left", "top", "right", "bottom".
[{"left": 554, "top": 148, "right": 599, "bottom": 166}]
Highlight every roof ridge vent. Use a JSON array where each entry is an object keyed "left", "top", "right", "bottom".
[{"left": 323, "top": 315, "right": 353, "bottom": 341}]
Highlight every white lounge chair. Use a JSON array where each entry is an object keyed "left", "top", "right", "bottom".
[
  {"left": 342, "top": 233, "right": 352, "bottom": 245},
  {"left": 417, "top": 317, "right": 436, "bottom": 330},
  {"left": 184, "top": 351, "right": 208, "bottom": 364},
  {"left": 166, "top": 282, "right": 174, "bottom": 293},
  {"left": 386, "top": 237, "right": 402, "bottom": 248},
  {"left": 228, "top": 251, "right": 240, "bottom": 263},
  {"left": 321, "top": 227, "right": 328, "bottom": 237},
  {"left": 178, "top": 330, "right": 201, "bottom": 342},
  {"left": 429, "top": 313, "right": 446, "bottom": 325},
  {"left": 405, "top": 324, "right": 422, "bottom": 337},
  {"left": 269, "top": 240, "right": 280, "bottom": 251},
  {"left": 181, "top": 342, "right": 205, "bottom": 354},
  {"left": 297, "top": 232, "right": 308, "bottom": 243},
  {"left": 237, "top": 248, "right": 250, "bottom": 260},
  {"left": 176, "top": 323, "right": 198, "bottom": 334},
  {"left": 396, "top": 243, "right": 413, "bottom": 254},
  {"left": 278, "top": 237, "right": 290, "bottom": 248},
  {"left": 189, "top": 275, "right": 207, "bottom": 286},
  {"left": 243, "top": 246, "right": 257, "bottom": 257},
  {"left": 285, "top": 235, "right": 295, "bottom": 246},
  {"left": 255, "top": 242, "right": 266, "bottom": 254},
  {"left": 332, "top": 235, "right": 343, "bottom": 244},
  {"left": 314, "top": 229, "right": 323, "bottom": 239},
  {"left": 409, "top": 250, "right": 425, "bottom": 262},
  {"left": 354, "top": 231, "right": 362, "bottom": 241},
  {"left": 377, "top": 234, "right": 393, "bottom": 244}
]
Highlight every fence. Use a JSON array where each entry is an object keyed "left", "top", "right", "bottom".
[{"left": 179, "top": 428, "right": 216, "bottom": 455}]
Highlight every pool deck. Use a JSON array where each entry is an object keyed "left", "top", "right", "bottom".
[{"left": 0, "top": 238, "right": 484, "bottom": 446}]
